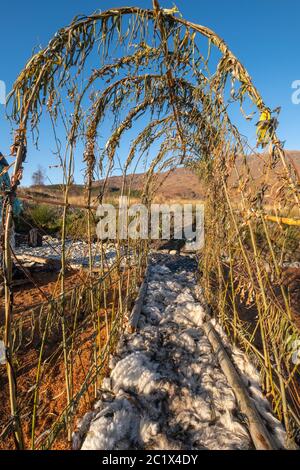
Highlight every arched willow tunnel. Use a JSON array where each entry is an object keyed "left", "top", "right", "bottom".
[{"left": 1, "top": 1, "right": 299, "bottom": 449}]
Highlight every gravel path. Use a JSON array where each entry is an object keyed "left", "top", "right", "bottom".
[
  {"left": 15, "top": 236, "right": 117, "bottom": 268},
  {"left": 75, "top": 254, "right": 285, "bottom": 451}
]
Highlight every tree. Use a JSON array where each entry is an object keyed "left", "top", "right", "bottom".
[{"left": 31, "top": 166, "right": 46, "bottom": 186}]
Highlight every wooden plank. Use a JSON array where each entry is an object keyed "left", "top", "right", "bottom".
[
  {"left": 203, "top": 321, "right": 280, "bottom": 450},
  {"left": 127, "top": 266, "right": 149, "bottom": 333},
  {"left": 16, "top": 254, "right": 49, "bottom": 265},
  {"left": 18, "top": 193, "right": 97, "bottom": 210}
]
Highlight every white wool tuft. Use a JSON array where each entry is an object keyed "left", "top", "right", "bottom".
[
  {"left": 79, "top": 256, "right": 286, "bottom": 451},
  {"left": 111, "top": 352, "right": 161, "bottom": 395}
]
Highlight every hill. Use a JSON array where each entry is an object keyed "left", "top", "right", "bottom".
[{"left": 19, "top": 150, "right": 300, "bottom": 205}]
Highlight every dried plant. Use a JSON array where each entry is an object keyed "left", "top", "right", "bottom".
[{"left": 0, "top": 0, "right": 299, "bottom": 449}]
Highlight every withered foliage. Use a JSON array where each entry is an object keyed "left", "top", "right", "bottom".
[{"left": 1, "top": 1, "right": 299, "bottom": 449}]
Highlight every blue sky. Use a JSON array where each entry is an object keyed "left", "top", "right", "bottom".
[{"left": 0, "top": 0, "right": 299, "bottom": 185}]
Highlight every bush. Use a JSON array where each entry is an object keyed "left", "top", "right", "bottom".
[
  {"left": 15, "top": 204, "right": 61, "bottom": 235},
  {"left": 15, "top": 204, "right": 96, "bottom": 240},
  {"left": 30, "top": 205, "right": 58, "bottom": 229},
  {"left": 64, "top": 210, "right": 91, "bottom": 240}
]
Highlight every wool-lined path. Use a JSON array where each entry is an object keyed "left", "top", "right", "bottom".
[{"left": 74, "top": 254, "right": 285, "bottom": 450}]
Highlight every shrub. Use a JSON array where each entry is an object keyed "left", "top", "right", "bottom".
[
  {"left": 15, "top": 204, "right": 60, "bottom": 235},
  {"left": 64, "top": 210, "right": 91, "bottom": 240}
]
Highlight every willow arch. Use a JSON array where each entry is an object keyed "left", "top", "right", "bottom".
[{"left": 1, "top": 1, "right": 299, "bottom": 449}]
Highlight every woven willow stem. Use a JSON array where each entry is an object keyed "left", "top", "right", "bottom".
[{"left": 60, "top": 146, "right": 74, "bottom": 442}]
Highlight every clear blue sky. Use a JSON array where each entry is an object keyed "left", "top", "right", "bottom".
[{"left": 0, "top": 0, "right": 299, "bottom": 185}]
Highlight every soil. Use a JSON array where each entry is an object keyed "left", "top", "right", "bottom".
[
  {"left": 1, "top": 270, "right": 84, "bottom": 319},
  {"left": 0, "top": 268, "right": 127, "bottom": 450}
]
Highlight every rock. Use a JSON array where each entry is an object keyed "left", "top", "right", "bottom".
[
  {"left": 28, "top": 228, "right": 43, "bottom": 247},
  {"left": 15, "top": 236, "right": 117, "bottom": 269}
]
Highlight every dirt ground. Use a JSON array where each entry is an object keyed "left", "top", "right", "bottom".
[
  {"left": 282, "top": 266, "right": 300, "bottom": 330},
  {"left": 0, "top": 268, "right": 120, "bottom": 450},
  {"left": 4, "top": 270, "right": 84, "bottom": 312}
]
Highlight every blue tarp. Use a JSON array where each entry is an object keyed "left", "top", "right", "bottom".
[{"left": 0, "top": 153, "right": 22, "bottom": 222}]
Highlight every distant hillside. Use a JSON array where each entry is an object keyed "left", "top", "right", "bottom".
[
  {"left": 20, "top": 150, "right": 300, "bottom": 204},
  {"left": 93, "top": 150, "right": 300, "bottom": 201},
  {"left": 92, "top": 167, "right": 205, "bottom": 200}
]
